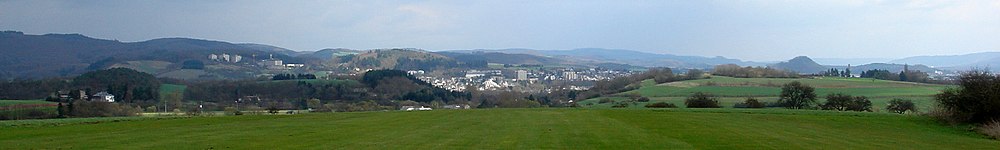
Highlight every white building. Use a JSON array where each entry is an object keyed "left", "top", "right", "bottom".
[
  {"left": 91, "top": 91, "right": 115, "bottom": 103},
  {"left": 516, "top": 70, "right": 528, "bottom": 81},
  {"left": 563, "top": 71, "right": 578, "bottom": 80}
]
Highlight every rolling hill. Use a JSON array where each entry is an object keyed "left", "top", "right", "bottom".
[
  {"left": 338, "top": 49, "right": 486, "bottom": 71},
  {"left": 890, "top": 52, "right": 1000, "bottom": 68},
  {"left": 0, "top": 31, "right": 298, "bottom": 79},
  {"left": 446, "top": 48, "right": 763, "bottom": 69},
  {"left": 768, "top": 56, "right": 827, "bottom": 74}
]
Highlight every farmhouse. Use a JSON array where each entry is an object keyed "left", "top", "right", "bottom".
[
  {"left": 442, "top": 104, "right": 470, "bottom": 109},
  {"left": 90, "top": 91, "right": 115, "bottom": 102},
  {"left": 400, "top": 106, "right": 433, "bottom": 111}
]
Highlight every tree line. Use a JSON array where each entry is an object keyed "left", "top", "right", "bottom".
[{"left": 711, "top": 64, "right": 799, "bottom": 78}]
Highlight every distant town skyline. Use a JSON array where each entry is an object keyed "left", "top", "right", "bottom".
[{"left": 2, "top": 0, "right": 998, "bottom": 61}]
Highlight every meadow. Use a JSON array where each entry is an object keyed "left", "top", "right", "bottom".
[
  {"left": 0, "top": 109, "right": 997, "bottom": 149},
  {"left": 581, "top": 76, "right": 951, "bottom": 111}
]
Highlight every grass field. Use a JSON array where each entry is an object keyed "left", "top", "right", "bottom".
[
  {"left": 0, "top": 109, "right": 996, "bottom": 149},
  {"left": 0, "top": 99, "right": 53, "bottom": 107},
  {"left": 582, "top": 76, "right": 952, "bottom": 112}
]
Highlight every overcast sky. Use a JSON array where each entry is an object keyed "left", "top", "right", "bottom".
[{"left": 1, "top": 0, "right": 998, "bottom": 61}]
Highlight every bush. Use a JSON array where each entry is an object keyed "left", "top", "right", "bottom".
[
  {"left": 224, "top": 107, "right": 242, "bottom": 116},
  {"left": 734, "top": 97, "right": 765, "bottom": 108},
  {"left": 637, "top": 97, "right": 650, "bottom": 102},
  {"left": 598, "top": 98, "right": 614, "bottom": 104},
  {"left": 981, "top": 120, "right": 1000, "bottom": 139},
  {"left": 685, "top": 92, "right": 720, "bottom": 108},
  {"left": 778, "top": 81, "right": 817, "bottom": 109},
  {"left": 611, "top": 102, "right": 629, "bottom": 108},
  {"left": 934, "top": 70, "right": 1000, "bottom": 123},
  {"left": 820, "top": 93, "right": 872, "bottom": 112},
  {"left": 886, "top": 99, "right": 917, "bottom": 114},
  {"left": 645, "top": 102, "right": 677, "bottom": 108},
  {"left": 69, "top": 101, "right": 141, "bottom": 117}
]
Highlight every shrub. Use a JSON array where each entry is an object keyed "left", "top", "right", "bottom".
[
  {"left": 69, "top": 101, "right": 141, "bottom": 117},
  {"left": 820, "top": 93, "right": 871, "bottom": 112},
  {"left": 886, "top": 99, "right": 917, "bottom": 114},
  {"left": 778, "top": 81, "right": 817, "bottom": 109},
  {"left": 637, "top": 97, "right": 651, "bottom": 102},
  {"left": 685, "top": 92, "right": 720, "bottom": 108},
  {"left": 934, "top": 70, "right": 1000, "bottom": 123},
  {"left": 598, "top": 98, "right": 614, "bottom": 104},
  {"left": 981, "top": 120, "right": 1000, "bottom": 139},
  {"left": 645, "top": 102, "right": 677, "bottom": 108},
  {"left": 611, "top": 102, "right": 629, "bottom": 108},
  {"left": 734, "top": 97, "right": 765, "bottom": 108},
  {"left": 224, "top": 107, "right": 242, "bottom": 116}
]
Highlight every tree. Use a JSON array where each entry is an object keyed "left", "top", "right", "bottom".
[
  {"left": 778, "top": 81, "right": 816, "bottom": 109},
  {"left": 934, "top": 70, "right": 1000, "bottom": 123},
  {"left": 637, "top": 97, "right": 650, "bottom": 102},
  {"left": 734, "top": 97, "right": 765, "bottom": 108},
  {"left": 74, "top": 68, "right": 161, "bottom": 103},
  {"left": 307, "top": 98, "right": 322, "bottom": 110},
  {"left": 181, "top": 60, "right": 205, "bottom": 69},
  {"left": 821, "top": 93, "right": 852, "bottom": 111},
  {"left": 685, "top": 69, "right": 704, "bottom": 80},
  {"left": 898, "top": 71, "right": 908, "bottom": 81},
  {"left": 886, "top": 99, "right": 917, "bottom": 114},
  {"left": 820, "top": 93, "right": 871, "bottom": 112},
  {"left": 685, "top": 92, "right": 720, "bottom": 108},
  {"left": 645, "top": 102, "right": 677, "bottom": 108}
]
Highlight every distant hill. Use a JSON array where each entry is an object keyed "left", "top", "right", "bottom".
[
  {"left": 302, "top": 48, "right": 360, "bottom": 60},
  {"left": 890, "top": 52, "right": 1000, "bottom": 69},
  {"left": 0, "top": 31, "right": 296, "bottom": 79},
  {"left": 437, "top": 51, "right": 570, "bottom": 65},
  {"left": 236, "top": 43, "right": 305, "bottom": 56},
  {"left": 445, "top": 48, "right": 762, "bottom": 69},
  {"left": 338, "top": 49, "right": 485, "bottom": 71},
  {"left": 769, "top": 56, "right": 827, "bottom": 74},
  {"left": 813, "top": 58, "right": 893, "bottom": 66}
]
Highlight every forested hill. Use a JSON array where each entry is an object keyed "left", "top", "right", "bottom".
[
  {"left": 337, "top": 49, "right": 487, "bottom": 71},
  {"left": 0, "top": 31, "right": 297, "bottom": 79}
]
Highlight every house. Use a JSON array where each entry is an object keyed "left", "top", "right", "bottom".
[
  {"left": 91, "top": 91, "right": 115, "bottom": 102},
  {"left": 401, "top": 106, "right": 433, "bottom": 111},
  {"left": 443, "top": 104, "right": 471, "bottom": 109}
]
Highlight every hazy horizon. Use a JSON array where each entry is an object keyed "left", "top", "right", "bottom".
[{"left": 2, "top": 0, "right": 998, "bottom": 61}]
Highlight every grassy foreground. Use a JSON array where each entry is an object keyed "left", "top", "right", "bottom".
[{"left": 1, "top": 109, "right": 997, "bottom": 149}]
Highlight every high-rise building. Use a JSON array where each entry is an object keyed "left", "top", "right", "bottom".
[{"left": 516, "top": 70, "right": 528, "bottom": 81}]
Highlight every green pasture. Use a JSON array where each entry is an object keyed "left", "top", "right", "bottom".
[
  {"left": 625, "top": 76, "right": 951, "bottom": 97},
  {"left": 0, "top": 100, "right": 53, "bottom": 107},
  {"left": 0, "top": 109, "right": 996, "bottom": 149}
]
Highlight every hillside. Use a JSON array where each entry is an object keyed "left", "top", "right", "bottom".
[
  {"left": 338, "top": 49, "right": 485, "bottom": 71},
  {"left": 0, "top": 31, "right": 298, "bottom": 79},
  {"left": 438, "top": 51, "right": 570, "bottom": 65},
  {"left": 769, "top": 56, "right": 827, "bottom": 74},
  {"left": 890, "top": 52, "right": 1000, "bottom": 68},
  {"left": 303, "top": 48, "right": 360, "bottom": 60},
  {"left": 446, "top": 48, "right": 762, "bottom": 68}
]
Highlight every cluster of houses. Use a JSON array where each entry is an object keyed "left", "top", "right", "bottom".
[
  {"left": 400, "top": 104, "right": 471, "bottom": 111},
  {"left": 55, "top": 90, "right": 115, "bottom": 103}
]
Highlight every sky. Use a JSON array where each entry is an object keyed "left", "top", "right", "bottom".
[{"left": 1, "top": 0, "right": 998, "bottom": 61}]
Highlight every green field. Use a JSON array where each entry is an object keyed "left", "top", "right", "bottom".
[
  {"left": 0, "top": 109, "right": 996, "bottom": 149},
  {"left": 0, "top": 100, "right": 53, "bottom": 107},
  {"left": 582, "top": 76, "right": 952, "bottom": 112}
]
